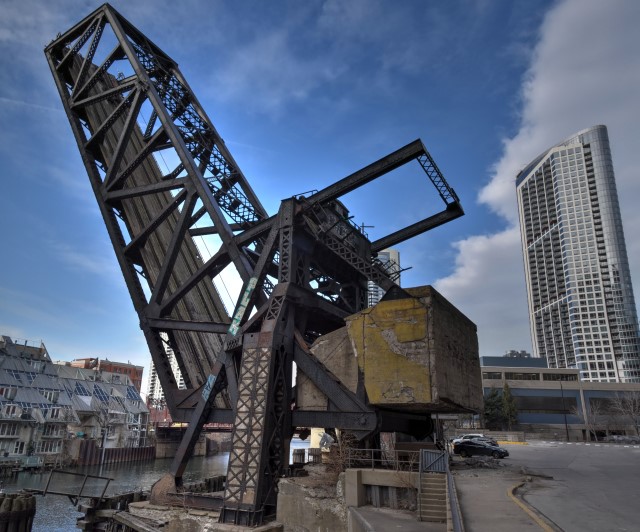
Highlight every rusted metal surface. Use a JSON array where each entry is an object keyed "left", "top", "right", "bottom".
[{"left": 45, "top": 4, "right": 468, "bottom": 525}]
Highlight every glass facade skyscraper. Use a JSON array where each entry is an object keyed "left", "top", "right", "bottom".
[{"left": 516, "top": 125, "right": 640, "bottom": 382}]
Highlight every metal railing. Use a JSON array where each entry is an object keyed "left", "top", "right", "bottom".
[
  {"left": 447, "top": 464, "right": 465, "bottom": 532},
  {"left": 344, "top": 446, "right": 464, "bottom": 531},
  {"left": 38, "top": 469, "right": 113, "bottom": 505},
  {"left": 446, "top": 457, "right": 464, "bottom": 532},
  {"left": 420, "top": 449, "right": 447, "bottom": 473},
  {"left": 345, "top": 448, "right": 420, "bottom": 471}
]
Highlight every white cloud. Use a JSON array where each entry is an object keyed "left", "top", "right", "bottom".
[
  {"left": 436, "top": 0, "right": 640, "bottom": 356},
  {"left": 435, "top": 228, "right": 530, "bottom": 355},
  {"left": 209, "top": 28, "right": 345, "bottom": 114},
  {"left": 205, "top": 1, "right": 494, "bottom": 115},
  {"left": 48, "top": 240, "right": 120, "bottom": 279},
  {"left": 0, "top": 96, "right": 61, "bottom": 114}
]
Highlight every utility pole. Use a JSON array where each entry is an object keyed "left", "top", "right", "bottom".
[{"left": 99, "top": 428, "right": 107, "bottom": 474}]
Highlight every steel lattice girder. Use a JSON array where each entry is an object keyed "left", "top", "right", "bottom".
[{"left": 45, "top": 3, "right": 464, "bottom": 525}]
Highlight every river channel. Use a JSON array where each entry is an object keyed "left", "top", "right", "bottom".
[
  {"left": 4, "top": 453, "right": 230, "bottom": 531},
  {"left": 4, "top": 439, "right": 309, "bottom": 531}
]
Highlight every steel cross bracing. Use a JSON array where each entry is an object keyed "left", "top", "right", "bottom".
[
  {"left": 45, "top": 4, "right": 267, "bottom": 419},
  {"left": 46, "top": 4, "right": 464, "bottom": 525}
]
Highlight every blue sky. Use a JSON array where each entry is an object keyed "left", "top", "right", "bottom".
[{"left": 1, "top": 0, "right": 639, "bottom": 394}]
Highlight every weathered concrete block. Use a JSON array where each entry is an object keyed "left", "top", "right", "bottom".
[
  {"left": 276, "top": 476, "right": 347, "bottom": 531},
  {"left": 348, "top": 296, "right": 432, "bottom": 406},
  {"left": 296, "top": 327, "right": 358, "bottom": 410},
  {"left": 296, "top": 286, "right": 482, "bottom": 414}
]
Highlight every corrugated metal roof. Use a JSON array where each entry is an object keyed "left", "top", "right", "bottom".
[
  {"left": 14, "top": 387, "right": 46, "bottom": 404},
  {"left": 31, "top": 373, "right": 63, "bottom": 389},
  {"left": 0, "top": 371, "right": 21, "bottom": 387}
]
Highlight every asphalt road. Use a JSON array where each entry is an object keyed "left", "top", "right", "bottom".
[{"left": 506, "top": 441, "right": 640, "bottom": 532}]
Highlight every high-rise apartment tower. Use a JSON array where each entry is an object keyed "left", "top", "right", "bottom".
[
  {"left": 367, "top": 249, "right": 401, "bottom": 306},
  {"left": 516, "top": 125, "right": 640, "bottom": 382},
  {"left": 146, "top": 333, "right": 185, "bottom": 404}
]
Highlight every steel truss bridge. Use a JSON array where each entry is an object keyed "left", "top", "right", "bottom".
[{"left": 45, "top": 4, "right": 464, "bottom": 525}]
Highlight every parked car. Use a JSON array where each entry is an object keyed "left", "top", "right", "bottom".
[
  {"left": 451, "top": 433, "right": 485, "bottom": 445},
  {"left": 473, "top": 436, "right": 499, "bottom": 446},
  {"left": 603, "top": 435, "right": 640, "bottom": 444},
  {"left": 453, "top": 439, "right": 509, "bottom": 459}
]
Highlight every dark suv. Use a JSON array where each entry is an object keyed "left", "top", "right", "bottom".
[{"left": 453, "top": 439, "right": 509, "bottom": 459}]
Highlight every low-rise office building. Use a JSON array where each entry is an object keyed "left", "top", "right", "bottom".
[
  {"left": 70, "top": 357, "right": 144, "bottom": 392},
  {"left": 481, "top": 356, "right": 640, "bottom": 440}
]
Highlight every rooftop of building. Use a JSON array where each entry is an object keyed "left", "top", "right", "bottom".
[
  {"left": 0, "top": 335, "right": 51, "bottom": 362},
  {"left": 515, "top": 124, "right": 607, "bottom": 186},
  {"left": 70, "top": 357, "right": 144, "bottom": 370},
  {"left": 0, "top": 335, "right": 148, "bottom": 418},
  {"left": 480, "top": 356, "right": 548, "bottom": 368}
]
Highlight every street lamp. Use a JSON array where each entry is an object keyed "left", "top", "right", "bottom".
[{"left": 560, "top": 379, "right": 570, "bottom": 441}]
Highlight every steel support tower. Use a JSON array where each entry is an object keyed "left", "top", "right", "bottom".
[{"left": 46, "top": 4, "right": 464, "bottom": 525}]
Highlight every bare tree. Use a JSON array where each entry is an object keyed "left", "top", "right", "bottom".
[
  {"left": 93, "top": 402, "right": 111, "bottom": 438},
  {"left": 571, "top": 400, "right": 605, "bottom": 441},
  {"left": 610, "top": 391, "right": 640, "bottom": 436}
]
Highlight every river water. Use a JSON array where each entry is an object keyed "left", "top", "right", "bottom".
[
  {"left": 4, "top": 453, "right": 230, "bottom": 531},
  {"left": 4, "top": 439, "right": 309, "bottom": 531}
]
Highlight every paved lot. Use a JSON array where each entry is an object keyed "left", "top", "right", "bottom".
[
  {"left": 352, "top": 506, "right": 446, "bottom": 532},
  {"left": 515, "top": 441, "right": 640, "bottom": 532},
  {"left": 453, "top": 441, "right": 640, "bottom": 532},
  {"left": 454, "top": 466, "right": 543, "bottom": 532}
]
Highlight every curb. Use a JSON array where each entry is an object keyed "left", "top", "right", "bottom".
[
  {"left": 497, "top": 441, "right": 529, "bottom": 445},
  {"left": 348, "top": 507, "right": 375, "bottom": 532},
  {"left": 507, "top": 482, "right": 559, "bottom": 531}
]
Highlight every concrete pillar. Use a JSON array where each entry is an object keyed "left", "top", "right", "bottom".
[{"left": 345, "top": 470, "right": 366, "bottom": 508}]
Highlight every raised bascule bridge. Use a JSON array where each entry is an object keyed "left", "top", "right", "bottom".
[{"left": 45, "top": 4, "right": 483, "bottom": 526}]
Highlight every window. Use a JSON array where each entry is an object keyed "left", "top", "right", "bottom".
[
  {"left": 43, "top": 424, "right": 62, "bottom": 437},
  {"left": 482, "top": 372, "right": 503, "bottom": 380},
  {"left": 0, "top": 423, "right": 18, "bottom": 436},
  {"left": 4, "top": 405, "right": 18, "bottom": 417},
  {"left": 0, "top": 387, "right": 17, "bottom": 400},
  {"left": 126, "top": 386, "right": 141, "bottom": 402},
  {"left": 514, "top": 396, "right": 577, "bottom": 413},
  {"left": 74, "top": 382, "right": 91, "bottom": 396},
  {"left": 504, "top": 372, "right": 540, "bottom": 381},
  {"left": 36, "top": 441, "right": 61, "bottom": 454},
  {"left": 542, "top": 373, "right": 578, "bottom": 381},
  {"left": 93, "top": 385, "right": 110, "bottom": 403},
  {"left": 40, "top": 390, "right": 60, "bottom": 403}
]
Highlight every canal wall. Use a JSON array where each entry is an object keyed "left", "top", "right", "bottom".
[
  {"left": 155, "top": 438, "right": 205, "bottom": 459},
  {"left": 76, "top": 440, "right": 155, "bottom": 466},
  {"left": 154, "top": 433, "right": 232, "bottom": 459}
]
